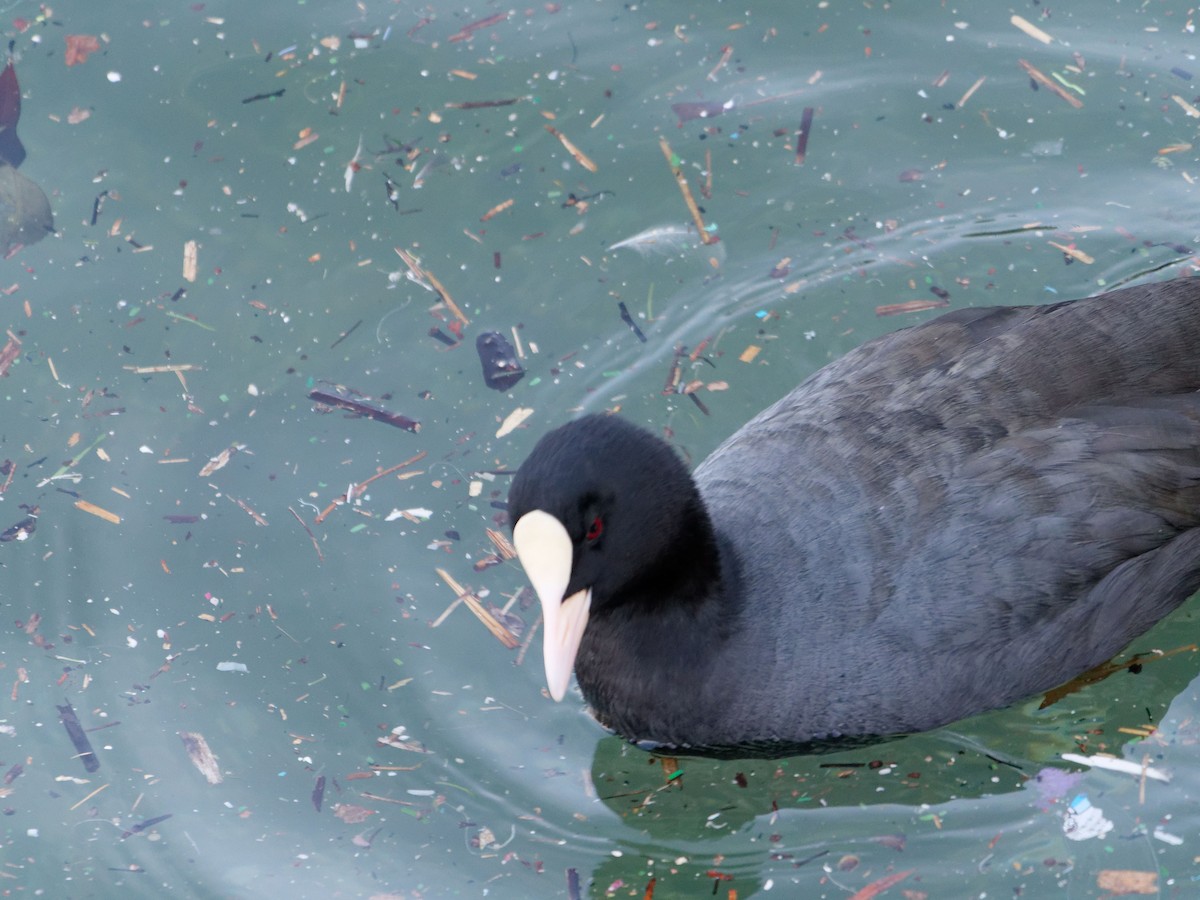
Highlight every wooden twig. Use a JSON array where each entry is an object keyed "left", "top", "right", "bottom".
[
  {"left": 485, "top": 527, "right": 517, "bottom": 560},
  {"left": 289, "top": 507, "right": 324, "bottom": 562},
  {"left": 515, "top": 613, "right": 540, "bottom": 666},
  {"left": 314, "top": 451, "right": 427, "bottom": 524},
  {"left": 227, "top": 494, "right": 268, "bottom": 526},
  {"left": 956, "top": 76, "right": 987, "bottom": 109},
  {"left": 433, "top": 568, "right": 520, "bottom": 649},
  {"left": 1018, "top": 59, "right": 1083, "bottom": 109},
  {"left": 394, "top": 249, "right": 469, "bottom": 326},
  {"left": 544, "top": 125, "right": 598, "bottom": 172},
  {"left": 658, "top": 136, "right": 716, "bottom": 243},
  {"left": 122, "top": 364, "right": 203, "bottom": 374}
]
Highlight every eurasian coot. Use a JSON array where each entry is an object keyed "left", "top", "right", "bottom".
[{"left": 508, "top": 276, "right": 1200, "bottom": 754}]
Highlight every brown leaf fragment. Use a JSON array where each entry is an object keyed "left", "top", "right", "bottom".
[
  {"left": 848, "top": 869, "right": 914, "bottom": 899},
  {"left": 65, "top": 34, "right": 101, "bottom": 67},
  {"left": 179, "top": 731, "right": 223, "bottom": 784},
  {"left": 199, "top": 444, "right": 241, "bottom": 478},
  {"left": 332, "top": 802, "right": 376, "bottom": 824}
]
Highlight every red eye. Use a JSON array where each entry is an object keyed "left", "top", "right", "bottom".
[{"left": 585, "top": 516, "right": 604, "bottom": 541}]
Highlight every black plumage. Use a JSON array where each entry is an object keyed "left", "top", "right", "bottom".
[{"left": 508, "top": 276, "right": 1200, "bottom": 754}]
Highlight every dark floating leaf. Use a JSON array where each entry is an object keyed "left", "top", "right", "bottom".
[
  {"left": 0, "top": 165, "right": 53, "bottom": 253},
  {"left": 476, "top": 331, "right": 525, "bottom": 391},
  {"left": 0, "top": 57, "right": 52, "bottom": 256},
  {"left": 0, "top": 59, "right": 25, "bottom": 168},
  {"left": 58, "top": 701, "right": 100, "bottom": 773},
  {"left": 795, "top": 106, "right": 814, "bottom": 164},
  {"left": 0, "top": 505, "right": 37, "bottom": 542},
  {"left": 618, "top": 302, "right": 647, "bottom": 342},
  {"left": 312, "top": 775, "right": 326, "bottom": 813}
]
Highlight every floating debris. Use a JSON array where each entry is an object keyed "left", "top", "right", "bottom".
[
  {"left": 57, "top": 702, "right": 99, "bottom": 773},
  {"left": 309, "top": 384, "right": 420, "bottom": 432},
  {"left": 179, "top": 731, "right": 223, "bottom": 785},
  {"left": 476, "top": 331, "right": 525, "bottom": 391}
]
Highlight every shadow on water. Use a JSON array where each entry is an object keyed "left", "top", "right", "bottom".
[{"left": 569, "top": 607, "right": 1200, "bottom": 897}]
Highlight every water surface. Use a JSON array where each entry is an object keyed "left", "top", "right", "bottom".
[{"left": 2, "top": 1, "right": 1199, "bottom": 897}]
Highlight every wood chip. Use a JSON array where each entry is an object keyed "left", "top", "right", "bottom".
[
  {"left": 738, "top": 345, "right": 761, "bottom": 363},
  {"left": 1047, "top": 240, "right": 1094, "bottom": 264},
  {"left": 1171, "top": 94, "right": 1200, "bottom": 118},
  {"left": 544, "top": 125, "right": 598, "bottom": 172},
  {"left": 1011, "top": 14, "right": 1053, "bottom": 44},
  {"left": 496, "top": 407, "right": 533, "bottom": 438},
  {"left": 74, "top": 499, "right": 120, "bottom": 524},
  {"left": 956, "top": 75, "right": 987, "bottom": 109},
  {"left": 480, "top": 198, "right": 514, "bottom": 222},
  {"left": 1096, "top": 870, "right": 1157, "bottom": 895},
  {"left": 182, "top": 240, "right": 198, "bottom": 282}
]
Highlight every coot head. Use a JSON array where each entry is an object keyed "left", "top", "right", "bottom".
[{"left": 508, "top": 414, "right": 715, "bottom": 701}]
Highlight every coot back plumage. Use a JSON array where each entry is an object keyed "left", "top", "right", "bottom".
[{"left": 508, "top": 277, "right": 1200, "bottom": 753}]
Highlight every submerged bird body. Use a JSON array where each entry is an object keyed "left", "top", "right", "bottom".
[{"left": 508, "top": 277, "right": 1200, "bottom": 754}]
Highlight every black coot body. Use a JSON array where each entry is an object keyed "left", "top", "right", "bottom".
[{"left": 508, "top": 277, "right": 1200, "bottom": 754}]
